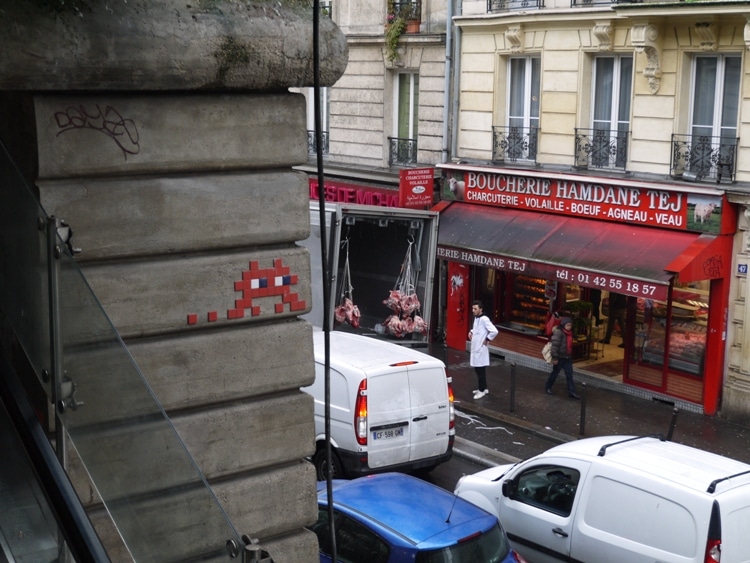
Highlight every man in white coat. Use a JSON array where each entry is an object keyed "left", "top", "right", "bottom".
[{"left": 468, "top": 300, "right": 498, "bottom": 399}]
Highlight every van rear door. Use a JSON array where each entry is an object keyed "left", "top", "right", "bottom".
[
  {"left": 366, "top": 367, "right": 411, "bottom": 468},
  {"left": 405, "top": 363, "right": 450, "bottom": 462},
  {"left": 365, "top": 361, "right": 450, "bottom": 469}
]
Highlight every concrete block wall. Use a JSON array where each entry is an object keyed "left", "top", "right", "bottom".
[
  {"left": 35, "top": 92, "right": 318, "bottom": 560},
  {"left": 0, "top": 2, "right": 349, "bottom": 561}
]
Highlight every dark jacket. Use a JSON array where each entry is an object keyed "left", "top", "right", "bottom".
[{"left": 550, "top": 326, "right": 572, "bottom": 361}]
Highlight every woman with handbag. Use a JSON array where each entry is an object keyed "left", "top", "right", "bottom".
[{"left": 544, "top": 317, "right": 580, "bottom": 399}]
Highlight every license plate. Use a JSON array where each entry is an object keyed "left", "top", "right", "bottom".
[{"left": 372, "top": 427, "right": 404, "bottom": 441}]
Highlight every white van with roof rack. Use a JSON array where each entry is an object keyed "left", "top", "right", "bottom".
[
  {"left": 455, "top": 434, "right": 750, "bottom": 563},
  {"left": 303, "top": 330, "right": 454, "bottom": 480}
]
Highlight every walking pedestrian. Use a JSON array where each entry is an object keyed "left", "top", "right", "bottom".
[
  {"left": 468, "top": 300, "right": 498, "bottom": 400},
  {"left": 544, "top": 317, "right": 580, "bottom": 399}
]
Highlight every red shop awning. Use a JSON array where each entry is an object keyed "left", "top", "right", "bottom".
[{"left": 436, "top": 202, "right": 729, "bottom": 300}]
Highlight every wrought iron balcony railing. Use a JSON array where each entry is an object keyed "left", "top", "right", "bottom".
[
  {"left": 389, "top": 137, "right": 418, "bottom": 166},
  {"left": 320, "top": 0, "right": 332, "bottom": 17},
  {"left": 307, "top": 130, "right": 329, "bottom": 156},
  {"left": 492, "top": 125, "right": 538, "bottom": 164},
  {"left": 570, "top": 0, "right": 615, "bottom": 6},
  {"left": 671, "top": 134, "right": 738, "bottom": 184},
  {"left": 488, "top": 0, "right": 544, "bottom": 13},
  {"left": 574, "top": 128, "right": 629, "bottom": 171},
  {"left": 388, "top": 0, "right": 422, "bottom": 21}
]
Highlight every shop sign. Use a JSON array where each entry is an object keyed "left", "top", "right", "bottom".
[
  {"left": 399, "top": 167, "right": 435, "bottom": 209},
  {"left": 309, "top": 179, "right": 399, "bottom": 207},
  {"left": 437, "top": 245, "right": 669, "bottom": 301},
  {"left": 444, "top": 169, "right": 723, "bottom": 234}
]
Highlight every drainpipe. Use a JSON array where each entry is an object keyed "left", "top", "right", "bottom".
[
  {"left": 449, "top": 0, "right": 462, "bottom": 159},
  {"left": 441, "top": 0, "right": 454, "bottom": 164}
]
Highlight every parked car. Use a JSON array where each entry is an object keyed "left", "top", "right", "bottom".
[
  {"left": 309, "top": 472, "right": 526, "bottom": 562},
  {"left": 455, "top": 434, "right": 750, "bottom": 563},
  {"left": 303, "top": 330, "right": 454, "bottom": 480}
]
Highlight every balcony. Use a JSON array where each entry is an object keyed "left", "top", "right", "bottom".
[
  {"left": 488, "top": 0, "right": 544, "bottom": 13},
  {"left": 671, "top": 134, "right": 738, "bottom": 184},
  {"left": 308, "top": 130, "right": 329, "bottom": 156},
  {"left": 575, "top": 128, "right": 629, "bottom": 171},
  {"left": 570, "top": 0, "right": 614, "bottom": 6},
  {"left": 389, "top": 137, "right": 418, "bottom": 166},
  {"left": 320, "top": 0, "right": 332, "bottom": 17},
  {"left": 388, "top": 0, "right": 422, "bottom": 22},
  {"left": 492, "top": 125, "right": 538, "bottom": 164}
]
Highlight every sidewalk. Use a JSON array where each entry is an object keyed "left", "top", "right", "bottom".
[{"left": 426, "top": 343, "right": 750, "bottom": 466}]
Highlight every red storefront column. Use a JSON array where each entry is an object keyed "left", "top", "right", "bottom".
[{"left": 446, "top": 262, "right": 471, "bottom": 350}]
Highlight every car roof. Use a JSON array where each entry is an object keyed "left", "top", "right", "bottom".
[
  {"left": 312, "top": 330, "right": 445, "bottom": 373},
  {"left": 544, "top": 435, "right": 750, "bottom": 494},
  {"left": 317, "top": 473, "right": 498, "bottom": 549}
]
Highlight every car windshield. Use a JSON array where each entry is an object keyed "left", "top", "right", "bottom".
[{"left": 415, "top": 523, "right": 510, "bottom": 563}]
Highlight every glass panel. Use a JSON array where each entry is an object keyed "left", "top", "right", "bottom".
[
  {"left": 397, "top": 73, "right": 418, "bottom": 139},
  {"left": 530, "top": 57, "right": 540, "bottom": 122},
  {"left": 618, "top": 57, "right": 633, "bottom": 125},
  {"left": 0, "top": 400, "right": 60, "bottom": 561},
  {"left": 0, "top": 143, "right": 51, "bottom": 396},
  {"left": 721, "top": 56, "right": 740, "bottom": 133},
  {"left": 0, "top": 141, "right": 241, "bottom": 561},
  {"left": 692, "top": 57, "right": 717, "bottom": 137},
  {"left": 508, "top": 58, "right": 526, "bottom": 128},
  {"left": 593, "top": 58, "right": 614, "bottom": 125}
]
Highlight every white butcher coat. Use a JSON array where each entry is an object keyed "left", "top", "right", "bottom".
[{"left": 469, "top": 315, "right": 498, "bottom": 367}]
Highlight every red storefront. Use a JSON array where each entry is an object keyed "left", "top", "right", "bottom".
[{"left": 436, "top": 164, "right": 736, "bottom": 415}]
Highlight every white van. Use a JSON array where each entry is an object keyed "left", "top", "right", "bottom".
[
  {"left": 455, "top": 435, "right": 750, "bottom": 563},
  {"left": 304, "top": 330, "right": 454, "bottom": 480}
]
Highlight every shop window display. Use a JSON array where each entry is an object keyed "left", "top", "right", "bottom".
[{"left": 639, "top": 284, "right": 709, "bottom": 377}]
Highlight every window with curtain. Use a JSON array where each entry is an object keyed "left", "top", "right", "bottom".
[
  {"left": 396, "top": 72, "right": 419, "bottom": 140},
  {"left": 591, "top": 56, "right": 632, "bottom": 168},
  {"left": 507, "top": 57, "right": 540, "bottom": 160},
  {"left": 690, "top": 55, "right": 740, "bottom": 175}
]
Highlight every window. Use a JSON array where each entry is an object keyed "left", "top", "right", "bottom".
[
  {"left": 306, "top": 87, "right": 329, "bottom": 155},
  {"left": 511, "top": 464, "right": 580, "bottom": 517},
  {"left": 506, "top": 57, "right": 540, "bottom": 160},
  {"left": 396, "top": 72, "right": 419, "bottom": 140},
  {"left": 390, "top": 73, "right": 419, "bottom": 164},
  {"left": 591, "top": 56, "right": 632, "bottom": 168},
  {"left": 688, "top": 55, "right": 740, "bottom": 177}
]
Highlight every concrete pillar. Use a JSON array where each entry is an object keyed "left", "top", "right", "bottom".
[
  {"left": 0, "top": 2, "right": 347, "bottom": 560},
  {"left": 724, "top": 197, "right": 750, "bottom": 424}
]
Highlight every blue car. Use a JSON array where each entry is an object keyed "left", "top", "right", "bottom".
[{"left": 310, "top": 473, "right": 526, "bottom": 563}]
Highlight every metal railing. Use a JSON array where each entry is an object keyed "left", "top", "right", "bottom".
[
  {"left": 574, "top": 128, "right": 629, "bottom": 171},
  {"left": 492, "top": 125, "right": 538, "bottom": 163},
  {"left": 307, "top": 130, "right": 329, "bottom": 155},
  {"left": 488, "top": 0, "right": 544, "bottom": 13},
  {"left": 389, "top": 136, "right": 418, "bottom": 165},
  {"left": 570, "top": 0, "right": 615, "bottom": 6},
  {"left": 388, "top": 0, "right": 422, "bottom": 21},
  {"left": 320, "top": 0, "right": 332, "bottom": 17},
  {"left": 671, "top": 134, "right": 738, "bottom": 184}
]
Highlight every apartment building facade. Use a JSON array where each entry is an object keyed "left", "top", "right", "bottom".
[{"left": 441, "top": 0, "right": 750, "bottom": 419}]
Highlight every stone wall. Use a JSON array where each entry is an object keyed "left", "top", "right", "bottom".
[{"left": 1, "top": 1, "right": 347, "bottom": 561}]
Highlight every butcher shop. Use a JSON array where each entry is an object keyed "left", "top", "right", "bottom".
[{"left": 435, "top": 163, "right": 736, "bottom": 414}]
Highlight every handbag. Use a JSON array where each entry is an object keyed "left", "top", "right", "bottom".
[{"left": 542, "top": 340, "right": 553, "bottom": 364}]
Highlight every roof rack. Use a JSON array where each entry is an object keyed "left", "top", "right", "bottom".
[
  {"left": 707, "top": 469, "right": 750, "bottom": 493},
  {"left": 597, "top": 434, "right": 666, "bottom": 457}
]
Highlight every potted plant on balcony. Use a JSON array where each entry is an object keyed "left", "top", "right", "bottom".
[{"left": 385, "top": 8, "right": 406, "bottom": 63}]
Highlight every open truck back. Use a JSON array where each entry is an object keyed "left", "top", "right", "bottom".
[{"left": 301, "top": 201, "right": 439, "bottom": 342}]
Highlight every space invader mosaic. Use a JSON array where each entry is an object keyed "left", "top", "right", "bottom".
[{"left": 187, "top": 257, "right": 306, "bottom": 325}]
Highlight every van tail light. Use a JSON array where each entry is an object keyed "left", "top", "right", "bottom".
[
  {"left": 511, "top": 550, "right": 528, "bottom": 563},
  {"left": 447, "top": 376, "right": 455, "bottom": 430},
  {"left": 705, "top": 502, "right": 721, "bottom": 562},
  {"left": 355, "top": 379, "right": 368, "bottom": 446},
  {"left": 704, "top": 539, "right": 721, "bottom": 562}
]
